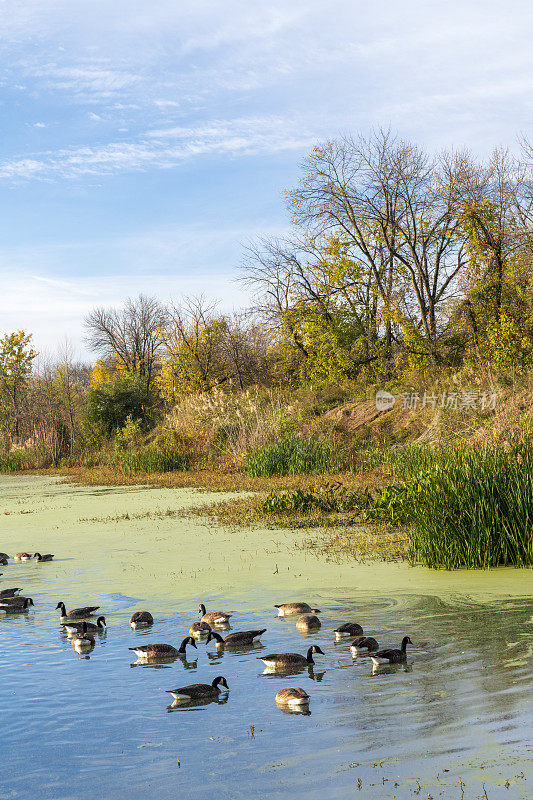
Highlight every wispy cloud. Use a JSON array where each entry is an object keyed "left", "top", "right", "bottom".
[
  {"left": 37, "top": 65, "right": 142, "bottom": 98},
  {"left": 0, "top": 116, "right": 316, "bottom": 180}
]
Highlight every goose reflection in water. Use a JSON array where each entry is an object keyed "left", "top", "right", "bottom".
[
  {"left": 167, "top": 694, "right": 230, "bottom": 712},
  {"left": 371, "top": 662, "right": 414, "bottom": 676},
  {"left": 276, "top": 702, "right": 311, "bottom": 716},
  {"left": 131, "top": 658, "right": 198, "bottom": 670},
  {"left": 261, "top": 663, "right": 306, "bottom": 677},
  {"left": 261, "top": 665, "right": 325, "bottom": 681}
]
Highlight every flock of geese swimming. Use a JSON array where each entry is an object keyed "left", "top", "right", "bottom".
[{"left": 1, "top": 554, "right": 414, "bottom": 710}]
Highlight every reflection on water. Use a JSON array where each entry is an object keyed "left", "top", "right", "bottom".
[
  {"left": 371, "top": 661, "right": 413, "bottom": 675},
  {"left": 0, "top": 475, "right": 531, "bottom": 800},
  {"left": 167, "top": 694, "right": 230, "bottom": 711},
  {"left": 276, "top": 703, "right": 312, "bottom": 716}
]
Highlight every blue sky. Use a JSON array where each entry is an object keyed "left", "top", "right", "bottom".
[{"left": 0, "top": 0, "right": 532, "bottom": 359}]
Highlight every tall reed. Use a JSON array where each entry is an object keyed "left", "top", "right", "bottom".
[
  {"left": 0, "top": 447, "right": 50, "bottom": 472},
  {"left": 391, "top": 442, "right": 533, "bottom": 568},
  {"left": 113, "top": 446, "right": 191, "bottom": 474},
  {"left": 246, "top": 435, "right": 339, "bottom": 477}
]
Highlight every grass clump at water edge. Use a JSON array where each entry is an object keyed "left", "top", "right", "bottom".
[
  {"left": 246, "top": 434, "right": 340, "bottom": 477},
  {"left": 390, "top": 442, "right": 533, "bottom": 569},
  {"left": 257, "top": 441, "right": 533, "bottom": 569}
]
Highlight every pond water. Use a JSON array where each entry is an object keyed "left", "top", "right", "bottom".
[{"left": 0, "top": 475, "right": 531, "bottom": 800}]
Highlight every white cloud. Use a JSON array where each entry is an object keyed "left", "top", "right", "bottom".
[
  {"left": 0, "top": 115, "right": 316, "bottom": 180},
  {"left": 32, "top": 64, "right": 142, "bottom": 100},
  {"left": 0, "top": 268, "right": 251, "bottom": 358},
  {"left": 0, "top": 218, "right": 288, "bottom": 355}
]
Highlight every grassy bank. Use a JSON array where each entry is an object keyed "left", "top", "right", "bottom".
[
  {"left": 4, "top": 383, "right": 533, "bottom": 570},
  {"left": 53, "top": 439, "right": 533, "bottom": 570}
]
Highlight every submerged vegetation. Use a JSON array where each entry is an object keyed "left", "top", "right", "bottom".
[{"left": 3, "top": 131, "right": 533, "bottom": 568}]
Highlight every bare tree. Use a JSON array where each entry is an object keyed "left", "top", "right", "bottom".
[
  {"left": 84, "top": 295, "right": 167, "bottom": 391},
  {"left": 222, "top": 312, "right": 271, "bottom": 389},
  {"left": 290, "top": 131, "right": 468, "bottom": 360},
  {"left": 242, "top": 234, "right": 386, "bottom": 374}
]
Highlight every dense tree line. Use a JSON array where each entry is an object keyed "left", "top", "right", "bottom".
[
  {"left": 244, "top": 131, "right": 533, "bottom": 383},
  {"left": 3, "top": 130, "right": 533, "bottom": 458}
]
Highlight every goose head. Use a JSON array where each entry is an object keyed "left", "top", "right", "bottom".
[
  {"left": 206, "top": 631, "right": 224, "bottom": 646},
  {"left": 306, "top": 645, "right": 324, "bottom": 663}
]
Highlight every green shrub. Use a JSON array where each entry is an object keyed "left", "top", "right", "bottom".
[
  {"left": 85, "top": 374, "right": 157, "bottom": 436},
  {"left": 262, "top": 482, "right": 365, "bottom": 513},
  {"left": 246, "top": 435, "right": 339, "bottom": 476},
  {"left": 114, "top": 415, "right": 144, "bottom": 450},
  {"left": 261, "top": 480, "right": 413, "bottom": 524}
]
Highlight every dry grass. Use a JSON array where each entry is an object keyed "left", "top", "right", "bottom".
[
  {"left": 51, "top": 464, "right": 390, "bottom": 493},
  {"left": 163, "top": 387, "right": 290, "bottom": 467}
]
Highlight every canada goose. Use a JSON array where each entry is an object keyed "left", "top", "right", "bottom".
[
  {"left": 64, "top": 616, "right": 107, "bottom": 635},
  {"left": 198, "top": 603, "right": 231, "bottom": 626},
  {"left": 129, "top": 611, "right": 153, "bottom": 629},
  {"left": 0, "top": 595, "right": 34, "bottom": 605},
  {"left": 275, "top": 687, "right": 310, "bottom": 707},
  {"left": 371, "top": 636, "right": 413, "bottom": 665},
  {"left": 274, "top": 603, "right": 321, "bottom": 617},
  {"left": 350, "top": 636, "right": 379, "bottom": 655},
  {"left": 33, "top": 553, "right": 54, "bottom": 562},
  {"left": 71, "top": 622, "right": 95, "bottom": 653},
  {"left": 0, "top": 552, "right": 9, "bottom": 561},
  {"left": 189, "top": 620, "right": 211, "bottom": 638},
  {"left": 296, "top": 614, "right": 321, "bottom": 631},
  {"left": 0, "top": 597, "right": 34, "bottom": 613},
  {"left": 56, "top": 602, "right": 100, "bottom": 621},
  {"left": 259, "top": 645, "right": 324, "bottom": 669},
  {"left": 334, "top": 622, "right": 363, "bottom": 640},
  {"left": 166, "top": 675, "right": 229, "bottom": 702},
  {"left": 129, "top": 637, "right": 197, "bottom": 660},
  {"left": 14, "top": 553, "right": 31, "bottom": 561},
  {"left": 206, "top": 629, "right": 266, "bottom": 648},
  {"left": 0, "top": 587, "right": 21, "bottom": 598}
]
